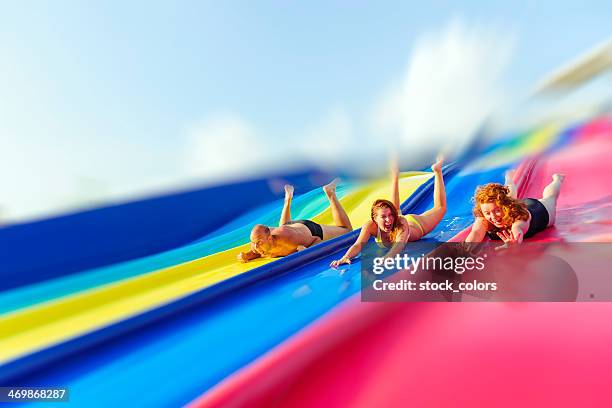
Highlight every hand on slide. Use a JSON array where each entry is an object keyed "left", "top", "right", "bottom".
[
  {"left": 495, "top": 229, "right": 522, "bottom": 250},
  {"left": 330, "top": 257, "right": 351, "bottom": 268}
]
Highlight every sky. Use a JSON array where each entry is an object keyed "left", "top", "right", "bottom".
[{"left": 0, "top": 1, "right": 610, "bottom": 222}]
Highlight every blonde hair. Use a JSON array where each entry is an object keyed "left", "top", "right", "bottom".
[{"left": 371, "top": 199, "right": 401, "bottom": 239}]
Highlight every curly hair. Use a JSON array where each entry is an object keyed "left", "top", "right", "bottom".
[
  {"left": 472, "top": 183, "right": 530, "bottom": 230},
  {"left": 371, "top": 199, "right": 401, "bottom": 239}
]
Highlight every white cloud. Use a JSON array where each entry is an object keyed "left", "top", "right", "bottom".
[
  {"left": 182, "top": 107, "right": 358, "bottom": 183},
  {"left": 0, "top": 18, "right": 516, "bottom": 223},
  {"left": 299, "top": 106, "right": 354, "bottom": 167},
  {"left": 183, "top": 113, "right": 276, "bottom": 183},
  {"left": 372, "top": 19, "right": 515, "bottom": 158},
  {"left": 0, "top": 132, "right": 75, "bottom": 221},
  {"left": 0, "top": 124, "right": 184, "bottom": 222}
]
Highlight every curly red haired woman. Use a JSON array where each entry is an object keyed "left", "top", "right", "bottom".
[{"left": 466, "top": 170, "right": 565, "bottom": 246}]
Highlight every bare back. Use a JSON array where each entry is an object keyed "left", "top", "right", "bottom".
[{"left": 267, "top": 224, "right": 319, "bottom": 257}]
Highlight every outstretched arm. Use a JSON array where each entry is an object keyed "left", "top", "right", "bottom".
[
  {"left": 237, "top": 250, "right": 261, "bottom": 263},
  {"left": 330, "top": 221, "right": 375, "bottom": 268},
  {"left": 496, "top": 220, "right": 527, "bottom": 247},
  {"left": 465, "top": 217, "right": 488, "bottom": 243},
  {"left": 510, "top": 221, "right": 526, "bottom": 244}
]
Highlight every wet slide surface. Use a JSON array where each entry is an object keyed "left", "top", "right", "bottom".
[
  {"left": 189, "top": 117, "right": 612, "bottom": 408},
  {"left": 2, "top": 117, "right": 605, "bottom": 407},
  {"left": 0, "top": 182, "right": 358, "bottom": 315},
  {"left": 5, "top": 176, "right": 431, "bottom": 407},
  {"left": 8, "top": 122, "right": 574, "bottom": 407},
  {"left": 2, "top": 175, "right": 431, "bottom": 395}
]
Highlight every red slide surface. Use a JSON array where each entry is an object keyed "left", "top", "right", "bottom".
[{"left": 190, "top": 117, "right": 612, "bottom": 408}]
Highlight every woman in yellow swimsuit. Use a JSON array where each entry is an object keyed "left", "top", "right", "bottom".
[{"left": 330, "top": 156, "right": 447, "bottom": 268}]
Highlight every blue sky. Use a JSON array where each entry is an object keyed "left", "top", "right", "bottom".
[{"left": 0, "top": 1, "right": 610, "bottom": 221}]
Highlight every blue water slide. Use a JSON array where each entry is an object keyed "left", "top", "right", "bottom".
[{"left": 0, "top": 169, "right": 333, "bottom": 291}]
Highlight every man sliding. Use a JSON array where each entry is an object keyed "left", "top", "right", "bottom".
[{"left": 238, "top": 179, "right": 352, "bottom": 262}]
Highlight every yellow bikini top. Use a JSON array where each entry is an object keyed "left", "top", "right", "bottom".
[{"left": 375, "top": 214, "right": 425, "bottom": 248}]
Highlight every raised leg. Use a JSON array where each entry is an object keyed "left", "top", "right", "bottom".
[
  {"left": 414, "top": 156, "right": 447, "bottom": 235},
  {"left": 431, "top": 156, "right": 446, "bottom": 209},
  {"left": 279, "top": 185, "right": 294, "bottom": 226},
  {"left": 323, "top": 178, "right": 352, "bottom": 230},
  {"left": 539, "top": 173, "right": 565, "bottom": 226},
  {"left": 505, "top": 169, "right": 518, "bottom": 199},
  {"left": 390, "top": 153, "right": 401, "bottom": 213}
]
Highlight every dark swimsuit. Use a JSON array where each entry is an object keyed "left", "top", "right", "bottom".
[
  {"left": 487, "top": 198, "right": 550, "bottom": 240},
  {"left": 285, "top": 220, "right": 324, "bottom": 240}
]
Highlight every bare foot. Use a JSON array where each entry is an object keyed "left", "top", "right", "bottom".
[
  {"left": 390, "top": 152, "right": 399, "bottom": 178},
  {"left": 552, "top": 173, "right": 565, "bottom": 183},
  {"left": 323, "top": 178, "right": 340, "bottom": 198},
  {"left": 284, "top": 185, "right": 294, "bottom": 199},
  {"left": 431, "top": 155, "right": 444, "bottom": 173}
]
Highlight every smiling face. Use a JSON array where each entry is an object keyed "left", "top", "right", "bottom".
[
  {"left": 473, "top": 183, "right": 530, "bottom": 229},
  {"left": 480, "top": 202, "right": 506, "bottom": 228},
  {"left": 374, "top": 206, "right": 396, "bottom": 233}
]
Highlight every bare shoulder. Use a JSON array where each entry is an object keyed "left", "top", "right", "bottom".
[
  {"left": 473, "top": 217, "right": 489, "bottom": 230},
  {"left": 390, "top": 216, "right": 411, "bottom": 235},
  {"left": 362, "top": 219, "right": 378, "bottom": 235},
  {"left": 398, "top": 216, "right": 410, "bottom": 228},
  {"left": 274, "top": 225, "right": 290, "bottom": 234}
]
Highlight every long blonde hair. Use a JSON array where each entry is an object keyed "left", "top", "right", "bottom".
[{"left": 371, "top": 199, "right": 401, "bottom": 239}]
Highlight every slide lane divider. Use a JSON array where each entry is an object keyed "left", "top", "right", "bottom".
[
  {"left": 188, "top": 164, "right": 463, "bottom": 408},
  {"left": 190, "top": 118, "right": 612, "bottom": 408},
  {"left": 0, "top": 165, "right": 456, "bottom": 385}
]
